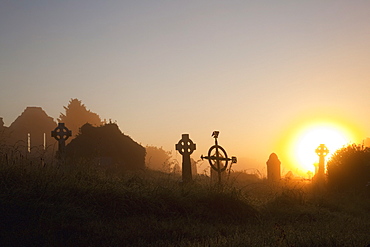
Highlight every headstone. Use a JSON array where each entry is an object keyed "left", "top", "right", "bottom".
[
  {"left": 266, "top": 153, "right": 281, "bottom": 182},
  {"left": 51, "top": 123, "right": 72, "bottom": 158},
  {"left": 0, "top": 117, "right": 4, "bottom": 130},
  {"left": 315, "top": 144, "right": 329, "bottom": 181},
  {"left": 201, "top": 131, "right": 236, "bottom": 184},
  {"left": 175, "top": 134, "right": 196, "bottom": 183}
]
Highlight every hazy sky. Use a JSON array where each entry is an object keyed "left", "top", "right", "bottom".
[{"left": 1, "top": 1, "right": 370, "bottom": 173}]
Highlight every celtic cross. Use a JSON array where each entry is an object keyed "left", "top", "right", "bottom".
[
  {"left": 176, "top": 134, "right": 196, "bottom": 183},
  {"left": 51, "top": 123, "right": 72, "bottom": 155},
  {"left": 201, "top": 131, "right": 236, "bottom": 183},
  {"left": 315, "top": 144, "right": 329, "bottom": 179}
]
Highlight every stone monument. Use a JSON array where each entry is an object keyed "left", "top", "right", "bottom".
[
  {"left": 175, "top": 134, "right": 196, "bottom": 183},
  {"left": 266, "top": 153, "right": 281, "bottom": 182},
  {"left": 51, "top": 123, "right": 72, "bottom": 159},
  {"left": 201, "top": 131, "right": 237, "bottom": 184},
  {"left": 315, "top": 144, "right": 329, "bottom": 181}
]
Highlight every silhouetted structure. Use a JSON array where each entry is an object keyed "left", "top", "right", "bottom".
[
  {"left": 7, "top": 107, "right": 57, "bottom": 155},
  {"left": 0, "top": 117, "right": 7, "bottom": 139},
  {"left": 0, "top": 117, "right": 4, "bottom": 130},
  {"left": 65, "top": 123, "right": 145, "bottom": 170},
  {"left": 175, "top": 134, "right": 196, "bottom": 183},
  {"left": 266, "top": 153, "right": 281, "bottom": 182},
  {"left": 315, "top": 144, "right": 329, "bottom": 181},
  {"left": 51, "top": 123, "right": 72, "bottom": 159},
  {"left": 58, "top": 99, "right": 103, "bottom": 142},
  {"left": 201, "top": 131, "right": 237, "bottom": 184},
  {"left": 0, "top": 117, "right": 9, "bottom": 152}
]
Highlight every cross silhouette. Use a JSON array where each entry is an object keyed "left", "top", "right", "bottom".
[
  {"left": 51, "top": 123, "right": 72, "bottom": 153},
  {"left": 315, "top": 144, "right": 329, "bottom": 180},
  {"left": 315, "top": 144, "right": 329, "bottom": 157},
  {"left": 176, "top": 134, "right": 196, "bottom": 183},
  {"left": 175, "top": 134, "right": 196, "bottom": 155}
]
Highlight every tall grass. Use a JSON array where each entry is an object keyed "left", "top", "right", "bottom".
[{"left": 0, "top": 154, "right": 369, "bottom": 246}]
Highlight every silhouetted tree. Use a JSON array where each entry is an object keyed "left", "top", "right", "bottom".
[
  {"left": 58, "top": 99, "right": 103, "bottom": 140},
  {"left": 327, "top": 144, "right": 370, "bottom": 192},
  {"left": 145, "top": 146, "right": 172, "bottom": 172}
]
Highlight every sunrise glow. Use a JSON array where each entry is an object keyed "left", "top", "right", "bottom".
[
  {"left": 292, "top": 124, "right": 352, "bottom": 173},
  {"left": 275, "top": 116, "right": 364, "bottom": 177}
]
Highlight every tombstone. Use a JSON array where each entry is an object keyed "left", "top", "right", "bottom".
[
  {"left": 315, "top": 144, "right": 329, "bottom": 181},
  {"left": 51, "top": 123, "right": 72, "bottom": 159},
  {"left": 266, "top": 153, "right": 281, "bottom": 182},
  {"left": 175, "top": 134, "right": 196, "bottom": 183},
  {"left": 201, "top": 131, "right": 237, "bottom": 184},
  {"left": 0, "top": 117, "right": 7, "bottom": 144},
  {"left": 0, "top": 117, "right": 4, "bottom": 130}
]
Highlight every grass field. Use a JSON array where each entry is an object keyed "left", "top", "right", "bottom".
[{"left": 0, "top": 157, "right": 369, "bottom": 246}]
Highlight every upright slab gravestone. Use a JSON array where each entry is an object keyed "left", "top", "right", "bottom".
[
  {"left": 266, "top": 153, "right": 281, "bottom": 182},
  {"left": 176, "top": 134, "right": 196, "bottom": 183}
]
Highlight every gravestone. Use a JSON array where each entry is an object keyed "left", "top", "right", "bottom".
[
  {"left": 315, "top": 144, "right": 329, "bottom": 181},
  {"left": 266, "top": 153, "right": 281, "bottom": 182},
  {"left": 201, "top": 131, "right": 236, "bottom": 183},
  {"left": 0, "top": 117, "right": 4, "bottom": 130},
  {"left": 175, "top": 134, "right": 196, "bottom": 183},
  {"left": 51, "top": 123, "right": 72, "bottom": 158}
]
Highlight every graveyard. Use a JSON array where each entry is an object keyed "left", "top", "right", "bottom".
[
  {"left": 2, "top": 1, "right": 370, "bottom": 245},
  {"left": 0, "top": 102, "right": 369, "bottom": 246}
]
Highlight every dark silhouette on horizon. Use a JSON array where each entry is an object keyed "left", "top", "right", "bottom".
[
  {"left": 65, "top": 123, "right": 145, "bottom": 170},
  {"left": 5, "top": 107, "right": 57, "bottom": 156},
  {"left": 58, "top": 98, "right": 103, "bottom": 143},
  {"left": 176, "top": 133, "right": 196, "bottom": 183},
  {"left": 315, "top": 144, "right": 329, "bottom": 182},
  {"left": 51, "top": 123, "right": 72, "bottom": 160},
  {"left": 266, "top": 153, "right": 281, "bottom": 182},
  {"left": 201, "top": 131, "right": 237, "bottom": 183}
]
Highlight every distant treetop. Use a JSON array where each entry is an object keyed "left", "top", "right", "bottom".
[{"left": 58, "top": 99, "right": 103, "bottom": 139}]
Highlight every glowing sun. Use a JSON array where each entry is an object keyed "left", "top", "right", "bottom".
[{"left": 292, "top": 123, "right": 352, "bottom": 173}]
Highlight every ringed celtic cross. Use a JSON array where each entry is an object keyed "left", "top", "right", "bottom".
[
  {"left": 51, "top": 123, "right": 72, "bottom": 155},
  {"left": 315, "top": 144, "right": 329, "bottom": 179},
  {"left": 175, "top": 134, "right": 196, "bottom": 183},
  {"left": 201, "top": 131, "right": 236, "bottom": 183}
]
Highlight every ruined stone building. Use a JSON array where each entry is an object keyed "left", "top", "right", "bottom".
[
  {"left": 6, "top": 107, "right": 57, "bottom": 155},
  {"left": 65, "top": 123, "right": 145, "bottom": 170}
]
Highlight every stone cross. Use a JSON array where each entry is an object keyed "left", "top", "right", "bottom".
[
  {"left": 175, "top": 134, "right": 196, "bottom": 183},
  {"left": 51, "top": 123, "right": 72, "bottom": 156},
  {"left": 315, "top": 144, "right": 329, "bottom": 180},
  {"left": 201, "top": 131, "right": 236, "bottom": 183}
]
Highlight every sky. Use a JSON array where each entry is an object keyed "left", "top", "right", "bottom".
[{"left": 1, "top": 1, "right": 370, "bottom": 175}]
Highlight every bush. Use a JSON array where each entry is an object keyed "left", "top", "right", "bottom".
[{"left": 327, "top": 144, "right": 370, "bottom": 192}]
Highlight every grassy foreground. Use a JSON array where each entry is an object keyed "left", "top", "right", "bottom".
[{"left": 0, "top": 159, "right": 369, "bottom": 246}]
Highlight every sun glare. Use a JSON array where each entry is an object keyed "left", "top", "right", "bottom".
[{"left": 291, "top": 123, "right": 353, "bottom": 173}]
